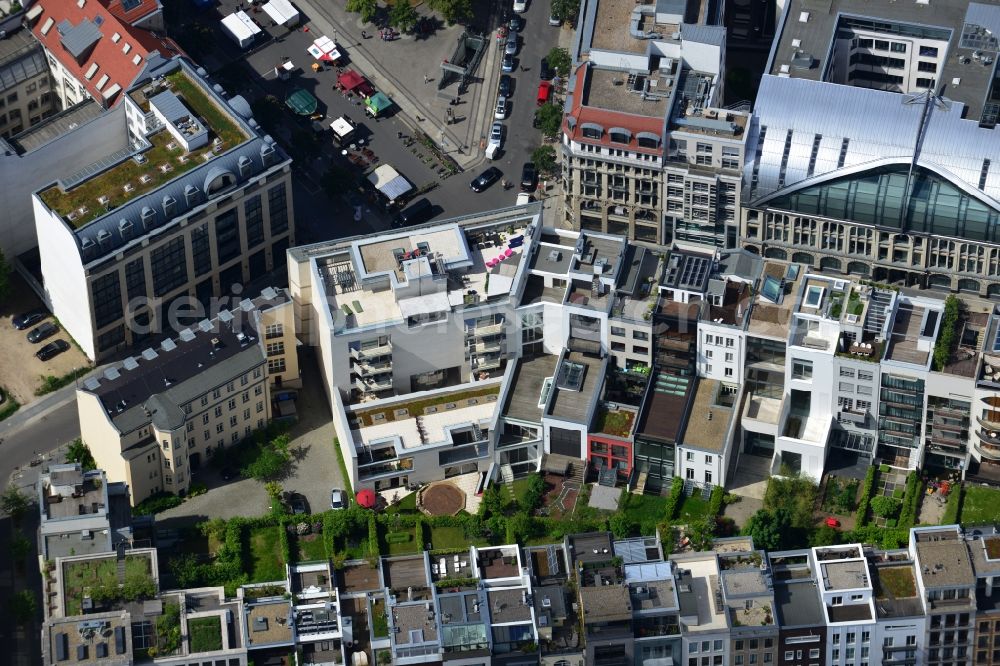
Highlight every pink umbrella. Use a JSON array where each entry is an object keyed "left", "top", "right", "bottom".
[
  {"left": 503, "top": 248, "right": 513, "bottom": 258},
  {"left": 486, "top": 258, "right": 497, "bottom": 268}
]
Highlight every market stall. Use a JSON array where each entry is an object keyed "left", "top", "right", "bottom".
[
  {"left": 220, "top": 11, "right": 261, "bottom": 49},
  {"left": 364, "top": 92, "right": 394, "bottom": 118},
  {"left": 367, "top": 164, "right": 412, "bottom": 205},
  {"left": 285, "top": 88, "right": 318, "bottom": 115},
  {"left": 261, "top": 0, "right": 300, "bottom": 27},
  {"left": 337, "top": 69, "right": 376, "bottom": 98},
  {"left": 307, "top": 35, "right": 342, "bottom": 63}
]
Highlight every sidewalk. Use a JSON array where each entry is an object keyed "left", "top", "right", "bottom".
[{"left": 292, "top": 0, "right": 501, "bottom": 170}]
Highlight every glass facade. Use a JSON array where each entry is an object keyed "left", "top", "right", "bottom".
[
  {"left": 214, "top": 207, "right": 242, "bottom": 266},
  {"left": 150, "top": 236, "right": 188, "bottom": 296},
  {"left": 268, "top": 184, "right": 289, "bottom": 236},
  {"left": 767, "top": 165, "right": 1000, "bottom": 242},
  {"left": 245, "top": 194, "right": 264, "bottom": 248},
  {"left": 92, "top": 271, "right": 123, "bottom": 328}
]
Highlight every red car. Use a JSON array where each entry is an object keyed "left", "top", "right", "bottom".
[{"left": 536, "top": 81, "right": 552, "bottom": 106}]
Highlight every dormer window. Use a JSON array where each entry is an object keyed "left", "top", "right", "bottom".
[
  {"left": 609, "top": 127, "right": 631, "bottom": 144},
  {"left": 581, "top": 122, "right": 603, "bottom": 140},
  {"left": 637, "top": 131, "right": 661, "bottom": 149}
]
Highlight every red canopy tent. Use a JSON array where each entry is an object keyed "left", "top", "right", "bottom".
[
  {"left": 337, "top": 69, "right": 376, "bottom": 98},
  {"left": 356, "top": 488, "right": 377, "bottom": 509}
]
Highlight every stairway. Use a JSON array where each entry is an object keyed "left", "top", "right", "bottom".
[
  {"left": 116, "top": 543, "right": 127, "bottom": 584},
  {"left": 632, "top": 470, "right": 649, "bottom": 495},
  {"left": 864, "top": 289, "right": 894, "bottom": 334},
  {"left": 565, "top": 460, "right": 585, "bottom": 485},
  {"left": 701, "top": 484, "right": 714, "bottom": 501},
  {"left": 500, "top": 464, "right": 515, "bottom": 489}
]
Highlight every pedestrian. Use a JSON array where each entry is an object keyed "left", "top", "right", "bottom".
[
  {"left": 424, "top": 75, "right": 429, "bottom": 84},
  {"left": 361, "top": 30, "right": 367, "bottom": 39}
]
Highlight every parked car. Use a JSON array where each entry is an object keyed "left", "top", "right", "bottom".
[
  {"left": 508, "top": 15, "right": 523, "bottom": 32},
  {"left": 12, "top": 310, "right": 46, "bottom": 330},
  {"left": 549, "top": 13, "right": 562, "bottom": 25},
  {"left": 502, "top": 53, "right": 516, "bottom": 72},
  {"left": 288, "top": 493, "right": 310, "bottom": 515},
  {"left": 513, "top": 0, "right": 527, "bottom": 12},
  {"left": 540, "top": 58, "right": 554, "bottom": 80},
  {"left": 520, "top": 162, "right": 538, "bottom": 192},
  {"left": 27, "top": 321, "right": 58, "bottom": 343},
  {"left": 392, "top": 198, "right": 434, "bottom": 227},
  {"left": 536, "top": 81, "right": 553, "bottom": 106},
  {"left": 505, "top": 32, "right": 518, "bottom": 56},
  {"left": 35, "top": 339, "right": 69, "bottom": 361},
  {"left": 498, "top": 74, "right": 513, "bottom": 98},
  {"left": 471, "top": 166, "right": 503, "bottom": 192},
  {"left": 490, "top": 121, "right": 503, "bottom": 146},
  {"left": 495, "top": 96, "right": 508, "bottom": 119},
  {"left": 330, "top": 488, "right": 347, "bottom": 510},
  {"left": 220, "top": 466, "right": 238, "bottom": 481}
]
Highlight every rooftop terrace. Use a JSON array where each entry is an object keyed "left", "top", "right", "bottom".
[
  {"left": 583, "top": 67, "right": 672, "bottom": 116},
  {"left": 547, "top": 351, "right": 605, "bottom": 423},
  {"left": 504, "top": 354, "right": 559, "bottom": 423},
  {"left": 246, "top": 601, "right": 294, "bottom": 647},
  {"left": 681, "top": 378, "right": 732, "bottom": 453},
  {"left": 884, "top": 304, "right": 933, "bottom": 366},
  {"left": 748, "top": 262, "right": 803, "bottom": 338},
  {"left": 39, "top": 69, "right": 248, "bottom": 228},
  {"left": 820, "top": 560, "right": 869, "bottom": 591}
]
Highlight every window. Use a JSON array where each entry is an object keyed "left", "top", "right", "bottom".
[
  {"left": 919, "top": 45, "right": 939, "bottom": 57},
  {"left": 809, "top": 649, "right": 819, "bottom": 658},
  {"left": 92, "top": 271, "right": 124, "bottom": 328},
  {"left": 150, "top": 236, "right": 188, "bottom": 296},
  {"left": 610, "top": 326, "right": 625, "bottom": 337},
  {"left": 858, "top": 370, "right": 873, "bottom": 381},
  {"left": 726, "top": 338, "right": 734, "bottom": 347},
  {"left": 725, "top": 352, "right": 734, "bottom": 362},
  {"left": 268, "top": 184, "right": 289, "bottom": 235},
  {"left": 792, "top": 359, "right": 813, "bottom": 380},
  {"left": 884, "top": 637, "right": 894, "bottom": 647},
  {"left": 857, "top": 385, "right": 873, "bottom": 396},
  {"left": 265, "top": 323, "right": 284, "bottom": 339},
  {"left": 918, "top": 61, "right": 937, "bottom": 73},
  {"left": 686, "top": 451, "right": 695, "bottom": 461},
  {"left": 229, "top": 416, "right": 237, "bottom": 427},
  {"left": 840, "top": 368, "right": 855, "bottom": 377},
  {"left": 713, "top": 640, "right": 722, "bottom": 651},
  {"left": 839, "top": 382, "right": 854, "bottom": 392},
  {"left": 266, "top": 341, "right": 285, "bottom": 357},
  {"left": 686, "top": 468, "right": 695, "bottom": 480},
  {"left": 725, "top": 368, "right": 734, "bottom": 377},
  {"left": 705, "top": 364, "right": 712, "bottom": 373},
  {"left": 633, "top": 330, "right": 649, "bottom": 341},
  {"left": 705, "top": 471, "right": 712, "bottom": 484},
  {"left": 706, "top": 349, "right": 713, "bottom": 359},
  {"left": 833, "top": 597, "right": 843, "bottom": 607},
  {"left": 216, "top": 423, "right": 224, "bottom": 433},
  {"left": 202, "top": 414, "right": 209, "bottom": 425},
  {"left": 838, "top": 396, "right": 854, "bottom": 410},
  {"left": 215, "top": 406, "right": 222, "bottom": 417},
  {"left": 831, "top": 649, "right": 839, "bottom": 661},
  {"left": 784, "top": 654, "right": 793, "bottom": 663},
  {"left": 269, "top": 358, "right": 286, "bottom": 373},
  {"left": 891, "top": 42, "right": 906, "bottom": 53},
  {"left": 847, "top": 632, "right": 856, "bottom": 643},
  {"left": 705, "top": 454, "right": 713, "bottom": 464},
  {"left": 861, "top": 631, "right": 870, "bottom": 644},
  {"left": 257, "top": 401, "right": 264, "bottom": 413},
  {"left": 214, "top": 207, "right": 242, "bottom": 266}
]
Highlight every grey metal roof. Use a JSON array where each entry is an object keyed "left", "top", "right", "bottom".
[
  {"left": 747, "top": 75, "right": 1000, "bottom": 207},
  {"left": 59, "top": 19, "right": 103, "bottom": 60},
  {"left": 149, "top": 90, "right": 190, "bottom": 123},
  {"left": 966, "top": 2, "right": 1000, "bottom": 41},
  {"left": 678, "top": 23, "right": 725, "bottom": 47}
]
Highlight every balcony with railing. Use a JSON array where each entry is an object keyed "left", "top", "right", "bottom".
[
  {"left": 358, "top": 457, "right": 414, "bottom": 480},
  {"left": 352, "top": 342, "right": 393, "bottom": 360},
  {"left": 355, "top": 374, "right": 393, "bottom": 393},
  {"left": 466, "top": 321, "right": 503, "bottom": 337},
  {"left": 471, "top": 355, "right": 503, "bottom": 371},
  {"left": 438, "top": 441, "right": 490, "bottom": 465},
  {"left": 353, "top": 358, "right": 393, "bottom": 377},
  {"left": 468, "top": 338, "right": 503, "bottom": 355},
  {"left": 978, "top": 411, "right": 1000, "bottom": 430}
]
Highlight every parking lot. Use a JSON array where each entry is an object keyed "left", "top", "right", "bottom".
[
  {"left": 0, "top": 272, "right": 91, "bottom": 404},
  {"left": 166, "top": 0, "right": 565, "bottom": 243}
]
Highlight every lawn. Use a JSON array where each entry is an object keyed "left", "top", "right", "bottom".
[
  {"left": 188, "top": 616, "right": 223, "bottom": 653},
  {"left": 383, "top": 527, "right": 419, "bottom": 556},
  {"left": 297, "top": 534, "right": 328, "bottom": 562},
  {"left": 370, "top": 597, "right": 390, "bottom": 638},
  {"left": 246, "top": 526, "right": 286, "bottom": 582},
  {"left": 386, "top": 492, "right": 418, "bottom": 515},
  {"left": 594, "top": 408, "right": 635, "bottom": 437},
  {"left": 63, "top": 555, "right": 153, "bottom": 615},
  {"left": 875, "top": 566, "right": 917, "bottom": 599},
  {"left": 505, "top": 478, "right": 534, "bottom": 509},
  {"left": 352, "top": 386, "right": 499, "bottom": 426},
  {"left": 166, "top": 70, "right": 246, "bottom": 147},
  {"left": 430, "top": 525, "right": 481, "bottom": 550},
  {"left": 960, "top": 485, "right": 1000, "bottom": 525},
  {"left": 623, "top": 494, "right": 669, "bottom": 526},
  {"left": 677, "top": 495, "right": 710, "bottom": 523}
]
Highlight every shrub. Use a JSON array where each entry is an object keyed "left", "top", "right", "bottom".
[
  {"left": 187, "top": 482, "right": 208, "bottom": 498},
  {"left": 520, "top": 474, "right": 546, "bottom": 514},
  {"left": 665, "top": 477, "right": 685, "bottom": 520},
  {"left": 933, "top": 296, "right": 961, "bottom": 371},
  {"left": 386, "top": 532, "right": 411, "bottom": 545},
  {"left": 65, "top": 439, "right": 96, "bottom": 471},
  {"left": 366, "top": 514, "right": 379, "bottom": 560},
  {"left": 870, "top": 495, "right": 902, "bottom": 519},
  {"left": 133, "top": 492, "right": 183, "bottom": 516},
  {"left": 855, "top": 467, "right": 878, "bottom": 528},
  {"left": 898, "top": 472, "right": 923, "bottom": 528},
  {"left": 506, "top": 512, "right": 536, "bottom": 544},
  {"left": 609, "top": 512, "right": 636, "bottom": 539},
  {"left": 707, "top": 485, "right": 726, "bottom": 520}
]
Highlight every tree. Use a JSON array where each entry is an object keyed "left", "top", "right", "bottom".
[
  {"left": 531, "top": 145, "right": 557, "bottom": 176},
  {"left": 870, "top": 495, "right": 902, "bottom": 519},
  {"left": 534, "top": 103, "right": 563, "bottom": 139},
  {"left": 520, "top": 474, "right": 546, "bottom": 514},
  {"left": 506, "top": 512, "right": 535, "bottom": 544},
  {"left": 347, "top": 0, "right": 378, "bottom": 24},
  {"left": 250, "top": 95, "right": 283, "bottom": 134},
  {"left": 550, "top": 0, "right": 579, "bottom": 25},
  {"left": 10, "top": 590, "right": 36, "bottom": 625},
  {"left": 686, "top": 516, "right": 716, "bottom": 551},
  {"left": 763, "top": 475, "right": 817, "bottom": 530},
  {"left": 742, "top": 508, "right": 791, "bottom": 551},
  {"left": 66, "top": 439, "right": 96, "bottom": 472},
  {"left": 389, "top": 0, "right": 420, "bottom": 32},
  {"left": 242, "top": 434, "right": 292, "bottom": 481},
  {"left": 546, "top": 47, "right": 571, "bottom": 77},
  {"left": 427, "top": 0, "right": 472, "bottom": 24},
  {"left": 9, "top": 532, "right": 31, "bottom": 565},
  {"left": 609, "top": 512, "right": 635, "bottom": 540},
  {"left": 0, "top": 485, "right": 30, "bottom": 523},
  {"left": 0, "top": 248, "right": 10, "bottom": 305},
  {"left": 809, "top": 524, "right": 842, "bottom": 547}
]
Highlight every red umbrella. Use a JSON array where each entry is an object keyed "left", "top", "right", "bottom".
[{"left": 356, "top": 488, "right": 377, "bottom": 508}]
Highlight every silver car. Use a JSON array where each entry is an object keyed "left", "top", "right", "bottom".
[{"left": 505, "top": 32, "right": 518, "bottom": 56}]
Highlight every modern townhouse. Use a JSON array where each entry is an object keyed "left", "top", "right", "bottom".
[
  {"left": 29, "top": 55, "right": 293, "bottom": 360},
  {"left": 36, "top": 463, "right": 139, "bottom": 561},
  {"left": 562, "top": 0, "right": 750, "bottom": 248},
  {"left": 770, "top": 548, "right": 827, "bottom": 666},
  {"left": 75, "top": 287, "right": 298, "bottom": 504},
  {"left": 912, "top": 526, "right": 977, "bottom": 666},
  {"left": 741, "top": 0, "right": 1000, "bottom": 297}
]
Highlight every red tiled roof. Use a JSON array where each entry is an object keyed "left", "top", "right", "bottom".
[
  {"left": 563, "top": 63, "right": 665, "bottom": 156},
  {"left": 99, "top": 0, "right": 160, "bottom": 24},
  {"left": 31, "top": 1, "right": 163, "bottom": 107}
]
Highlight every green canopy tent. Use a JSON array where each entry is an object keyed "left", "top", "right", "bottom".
[
  {"left": 364, "top": 92, "right": 393, "bottom": 118},
  {"left": 285, "top": 88, "right": 318, "bottom": 115}
]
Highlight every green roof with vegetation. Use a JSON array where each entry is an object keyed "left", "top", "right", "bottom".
[
  {"left": 188, "top": 616, "right": 223, "bottom": 653},
  {"left": 39, "top": 69, "right": 248, "bottom": 229}
]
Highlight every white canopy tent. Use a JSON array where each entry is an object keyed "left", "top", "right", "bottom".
[
  {"left": 261, "top": 0, "right": 300, "bottom": 26},
  {"left": 367, "top": 165, "right": 412, "bottom": 202},
  {"left": 220, "top": 11, "right": 261, "bottom": 49}
]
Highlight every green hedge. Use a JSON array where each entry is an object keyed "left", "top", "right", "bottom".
[
  {"left": 332, "top": 438, "right": 354, "bottom": 496},
  {"left": 942, "top": 484, "right": 963, "bottom": 525},
  {"left": 386, "top": 532, "right": 411, "bottom": 545},
  {"left": 665, "top": 477, "right": 685, "bottom": 520},
  {"left": 707, "top": 485, "right": 725, "bottom": 520},
  {"left": 367, "top": 513, "right": 379, "bottom": 560},
  {"left": 133, "top": 492, "right": 183, "bottom": 516},
  {"left": 932, "top": 296, "right": 960, "bottom": 371},
  {"left": 898, "top": 472, "right": 922, "bottom": 528},
  {"left": 413, "top": 516, "right": 425, "bottom": 550},
  {"left": 855, "top": 467, "right": 878, "bottom": 528}
]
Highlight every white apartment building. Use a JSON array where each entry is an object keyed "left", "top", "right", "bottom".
[
  {"left": 76, "top": 288, "right": 298, "bottom": 504},
  {"left": 31, "top": 57, "right": 294, "bottom": 360}
]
